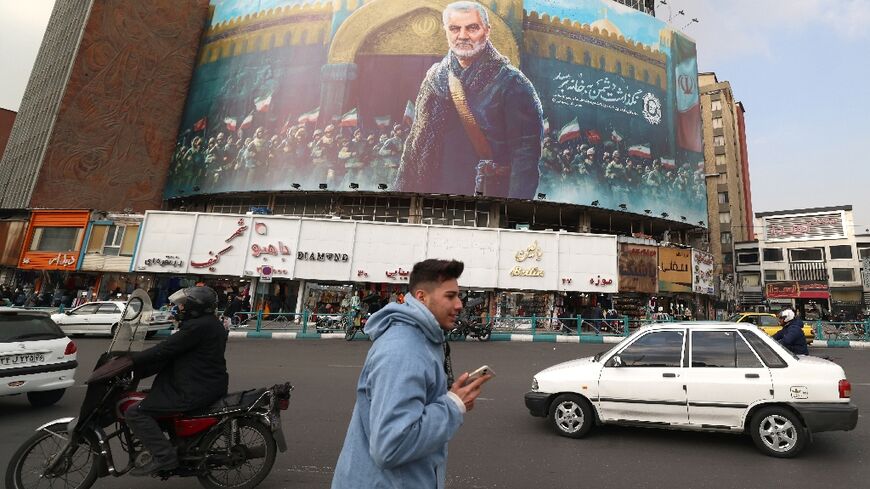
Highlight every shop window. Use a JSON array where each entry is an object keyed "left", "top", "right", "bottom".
[
  {"left": 121, "top": 225, "right": 139, "bottom": 256},
  {"left": 737, "top": 251, "right": 759, "bottom": 265},
  {"left": 764, "top": 269, "right": 785, "bottom": 281},
  {"left": 832, "top": 268, "right": 854, "bottom": 282},
  {"left": 789, "top": 248, "right": 823, "bottom": 262},
  {"left": 739, "top": 273, "right": 760, "bottom": 287},
  {"left": 102, "top": 225, "right": 125, "bottom": 256},
  {"left": 712, "top": 117, "right": 723, "bottom": 129},
  {"left": 29, "top": 227, "right": 83, "bottom": 252},
  {"left": 829, "top": 245, "right": 853, "bottom": 260},
  {"left": 763, "top": 248, "right": 783, "bottom": 262},
  {"left": 711, "top": 100, "right": 722, "bottom": 112}
]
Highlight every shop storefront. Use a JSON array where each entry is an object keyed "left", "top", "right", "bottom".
[
  {"left": 78, "top": 213, "right": 150, "bottom": 304},
  {"left": 132, "top": 212, "right": 621, "bottom": 318},
  {"left": 615, "top": 242, "right": 657, "bottom": 319},
  {"left": 0, "top": 211, "right": 29, "bottom": 287},
  {"left": 765, "top": 281, "right": 830, "bottom": 319},
  {"left": 17, "top": 209, "right": 91, "bottom": 306}
]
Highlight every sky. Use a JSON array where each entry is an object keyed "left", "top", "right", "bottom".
[{"left": 0, "top": 0, "right": 868, "bottom": 232}]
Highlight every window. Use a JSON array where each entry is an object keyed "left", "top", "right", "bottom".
[
  {"left": 723, "top": 252, "right": 733, "bottom": 265},
  {"left": 756, "top": 315, "right": 780, "bottom": 327},
  {"left": 737, "top": 251, "right": 759, "bottom": 264},
  {"left": 72, "top": 304, "right": 100, "bottom": 315},
  {"left": 721, "top": 232, "right": 732, "bottom": 245},
  {"left": 96, "top": 304, "right": 121, "bottom": 314},
  {"left": 763, "top": 248, "right": 783, "bottom": 262},
  {"left": 611, "top": 331, "right": 684, "bottom": 367},
  {"left": 713, "top": 135, "right": 725, "bottom": 146},
  {"left": 691, "top": 331, "right": 763, "bottom": 368},
  {"left": 764, "top": 270, "right": 785, "bottom": 281},
  {"left": 832, "top": 268, "right": 854, "bottom": 282},
  {"left": 719, "top": 212, "right": 731, "bottom": 224},
  {"left": 717, "top": 192, "right": 729, "bottom": 205},
  {"left": 789, "top": 248, "right": 823, "bottom": 262},
  {"left": 712, "top": 117, "right": 723, "bottom": 129},
  {"left": 715, "top": 154, "right": 726, "bottom": 166},
  {"left": 829, "top": 245, "right": 853, "bottom": 260},
  {"left": 102, "top": 225, "right": 125, "bottom": 256},
  {"left": 741, "top": 330, "right": 787, "bottom": 368},
  {"left": 739, "top": 273, "right": 760, "bottom": 287},
  {"left": 29, "top": 227, "right": 83, "bottom": 252},
  {"left": 859, "top": 247, "right": 870, "bottom": 260},
  {"left": 121, "top": 225, "right": 139, "bottom": 256},
  {"left": 711, "top": 100, "right": 722, "bottom": 112}
]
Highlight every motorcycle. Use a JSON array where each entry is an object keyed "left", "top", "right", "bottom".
[
  {"left": 448, "top": 317, "right": 492, "bottom": 341},
  {"left": 5, "top": 289, "right": 293, "bottom": 489}
]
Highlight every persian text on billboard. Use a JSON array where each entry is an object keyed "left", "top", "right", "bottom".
[
  {"left": 658, "top": 246, "right": 691, "bottom": 293},
  {"left": 618, "top": 244, "right": 657, "bottom": 293},
  {"left": 166, "top": 0, "right": 705, "bottom": 224}
]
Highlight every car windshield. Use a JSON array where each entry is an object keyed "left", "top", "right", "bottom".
[
  {"left": 0, "top": 314, "right": 65, "bottom": 342},
  {"left": 726, "top": 314, "right": 741, "bottom": 322},
  {"left": 593, "top": 336, "right": 631, "bottom": 361}
]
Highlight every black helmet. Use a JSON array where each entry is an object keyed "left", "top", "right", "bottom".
[{"left": 169, "top": 286, "right": 217, "bottom": 320}]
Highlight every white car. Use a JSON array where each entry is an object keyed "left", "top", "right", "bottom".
[
  {"left": 51, "top": 301, "right": 173, "bottom": 337},
  {"left": 1, "top": 308, "right": 78, "bottom": 407},
  {"left": 525, "top": 322, "right": 858, "bottom": 457}
]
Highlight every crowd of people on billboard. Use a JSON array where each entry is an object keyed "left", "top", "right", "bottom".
[{"left": 167, "top": 112, "right": 704, "bottom": 210}]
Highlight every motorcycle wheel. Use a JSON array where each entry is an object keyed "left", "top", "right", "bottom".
[
  {"left": 345, "top": 326, "right": 357, "bottom": 341},
  {"left": 197, "top": 418, "right": 277, "bottom": 489},
  {"left": 5, "top": 423, "right": 100, "bottom": 489},
  {"left": 477, "top": 327, "right": 491, "bottom": 342}
]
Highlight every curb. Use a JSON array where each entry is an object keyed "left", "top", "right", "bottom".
[{"left": 155, "top": 329, "right": 870, "bottom": 349}]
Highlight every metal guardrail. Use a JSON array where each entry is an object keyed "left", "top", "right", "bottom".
[{"left": 813, "top": 320, "right": 869, "bottom": 342}]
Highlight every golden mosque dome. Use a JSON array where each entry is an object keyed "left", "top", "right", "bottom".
[{"left": 590, "top": 17, "right": 622, "bottom": 37}]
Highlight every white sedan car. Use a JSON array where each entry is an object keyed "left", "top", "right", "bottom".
[
  {"left": 525, "top": 322, "right": 857, "bottom": 457},
  {"left": 1, "top": 308, "right": 77, "bottom": 407},
  {"left": 51, "top": 301, "right": 173, "bottom": 337}
]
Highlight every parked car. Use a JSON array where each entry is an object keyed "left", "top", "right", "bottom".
[
  {"left": 525, "top": 322, "right": 857, "bottom": 457},
  {"left": 0, "top": 308, "right": 78, "bottom": 407},
  {"left": 51, "top": 301, "right": 173, "bottom": 337},
  {"left": 729, "top": 312, "right": 814, "bottom": 344}
]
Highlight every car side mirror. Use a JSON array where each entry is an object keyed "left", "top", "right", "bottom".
[{"left": 608, "top": 355, "right": 623, "bottom": 368}]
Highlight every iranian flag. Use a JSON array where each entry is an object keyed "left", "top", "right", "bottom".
[
  {"left": 374, "top": 115, "right": 391, "bottom": 128},
  {"left": 340, "top": 108, "right": 358, "bottom": 127},
  {"left": 611, "top": 129, "right": 623, "bottom": 143},
  {"left": 628, "top": 144, "right": 651, "bottom": 159},
  {"left": 542, "top": 118, "right": 549, "bottom": 134},
  {"left": 674, "top": 33, "right": 703, "bottom": 152},
  {"left": 240, "top": 112, "right": 254, "bottom": 130},
  {"left": 558, "top": 118, "right": 580, "bottom": 144},
  {"left": 254, "top": 93, "right": 272, "bottom": 112},
  {"left": 403, "top": 100, "right": 415, "bottom": 124},
  {"left": 586, "top": 129, "right": 602, "bottom": 145},
  {"left": 660, "top": 157, "right": 676, "bottom": 170},
  {"left": 223, "top": 117, "right": 237, "bottom": 132},
  {"left": 192, "top": 117, "right": 207, "bottom": 132},
  {"left": 297, "top": 107, "right": 319, "bottom": 124}
]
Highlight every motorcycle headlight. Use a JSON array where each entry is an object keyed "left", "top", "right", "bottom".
[{"left": 532, "top": 377, "right": 539, "bottom": 392}]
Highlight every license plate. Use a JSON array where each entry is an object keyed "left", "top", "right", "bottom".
[{"left": 0, "top": 353, "right": 45, "bottom": 366}]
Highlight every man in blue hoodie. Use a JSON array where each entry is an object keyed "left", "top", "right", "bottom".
[
  {"left": 773, "top": 308, "right": 809, "bottom": 355},
  {"left": 332, "top": 259, "right": 492, "bottom": 488}
]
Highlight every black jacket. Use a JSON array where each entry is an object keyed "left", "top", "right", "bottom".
[
  {"left": 773, "top": 318, "right": 809, "bottom": 355},
  {"left": 132, "top": 314, "right": 228, "bottom": 412}
]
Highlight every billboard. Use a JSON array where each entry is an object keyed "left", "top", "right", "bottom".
[
  {"left": 692, "top": 248, "right": 714, "bottom": 295},
  {"left": 658, "top": 246, "right": 691, "bottom": 293},
  {"left": 166, "top": 0, "right": 705, "bottom": 223},
  {"left": 618, "top": 243, "right": 657, "bottom": 293}
]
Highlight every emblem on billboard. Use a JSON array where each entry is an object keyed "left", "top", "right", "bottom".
[{"left": 642, "top": 93, "right": 662, "bottom": 125}]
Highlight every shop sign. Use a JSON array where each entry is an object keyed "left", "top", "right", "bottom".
[
  {"left": 692, "top": 249, "right": 715, "bottom": 295},
  {"left": 763, "top": 212, "right": 845, "bottom": 242},
  {"left": 250, "top": 221, "right": 292, "bottom": 258},
  {"left": 385, "top": 267, "right": 410, "bottom": 281},
  {"left": 658, "top": 247, "right": 692, "bottom": 293},
  {"left": 143, "top": 255, "right": 184, "bottom": 268},
  {"left": 188, "top": 217, "right": 250, "bottom": 273},
  {"left": 47, "top": 253, "right": 77, "bottom": 267},
  {"left": 618, "top": 244, "right": 657, "bottom": 293},
  {"left": 589, "top": 275, "right": 614, "bottom": 286},
  {"left": 297, "top": 251, "right": 350, "bottom": 262},
  {"left": 765, "top": 281, "right": 829, "bottom": 299},
  {"left": 511, "top": 241, "right": 545, "bottom": 277}
]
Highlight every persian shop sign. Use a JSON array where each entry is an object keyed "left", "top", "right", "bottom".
[
  {"left": 20, "top": 252, "right": 80, "bottom": 270},
  {"left": 658, "top": 247, "right": 692, "bottom": 293},
  {"left": 764, "top": 213, "right": 845, "bottom": 241},
  {"left": 511, "top": 241, "right": 545, "bottom": 277},
  {"left": 766, "top": 281, "right": 829, "bottom": 299},
  {"left": 618, "top": 244, "right": 657, "bottom": 294}
]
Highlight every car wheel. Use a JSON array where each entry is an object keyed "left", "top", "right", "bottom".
[
  {"left": 26, "top": 389, "right": 65, "bottom": 407},
  {"left": 549, "top": 394, "right": 594, "bottom": 438},
  {"left": 750, "top": 406, "right": 809, "bottom": 458},
  {"left": 145, "top": 330, "right": 158, "bottom": 339}
]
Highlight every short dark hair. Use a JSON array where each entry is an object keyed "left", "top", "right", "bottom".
[{"left": 409, "top": 259, "right": 464, "bottom": 293}]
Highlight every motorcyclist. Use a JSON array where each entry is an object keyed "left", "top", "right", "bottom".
[
  {"left": 125, "top": 286, "right": 229, "bottom": 476},
  {"left": 773, "top": 309, "right": 808, "bottom": 355}
]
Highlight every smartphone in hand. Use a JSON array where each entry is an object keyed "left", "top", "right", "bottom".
[{"left": 466, "top": 365, "right": 494, "bottom": 383}]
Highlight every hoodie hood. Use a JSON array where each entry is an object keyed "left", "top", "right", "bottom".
[{"left": 363, "top": 295, "right": 445, "bottom": 344}]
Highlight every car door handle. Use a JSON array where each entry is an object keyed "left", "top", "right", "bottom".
[
  {"left": 662, "top": 373, "right": 677, "bottom": 378},
  {"left": 745, "top": 373, "right": 760, "bottom": 379}
]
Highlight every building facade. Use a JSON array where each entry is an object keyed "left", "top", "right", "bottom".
[{"left": 699, "top": 72, "right": 754, "bottom": 304}]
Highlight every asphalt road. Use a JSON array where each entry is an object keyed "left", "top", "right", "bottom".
[{"left": 2, "top": 337, "right": 868, "bottom": 489}]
